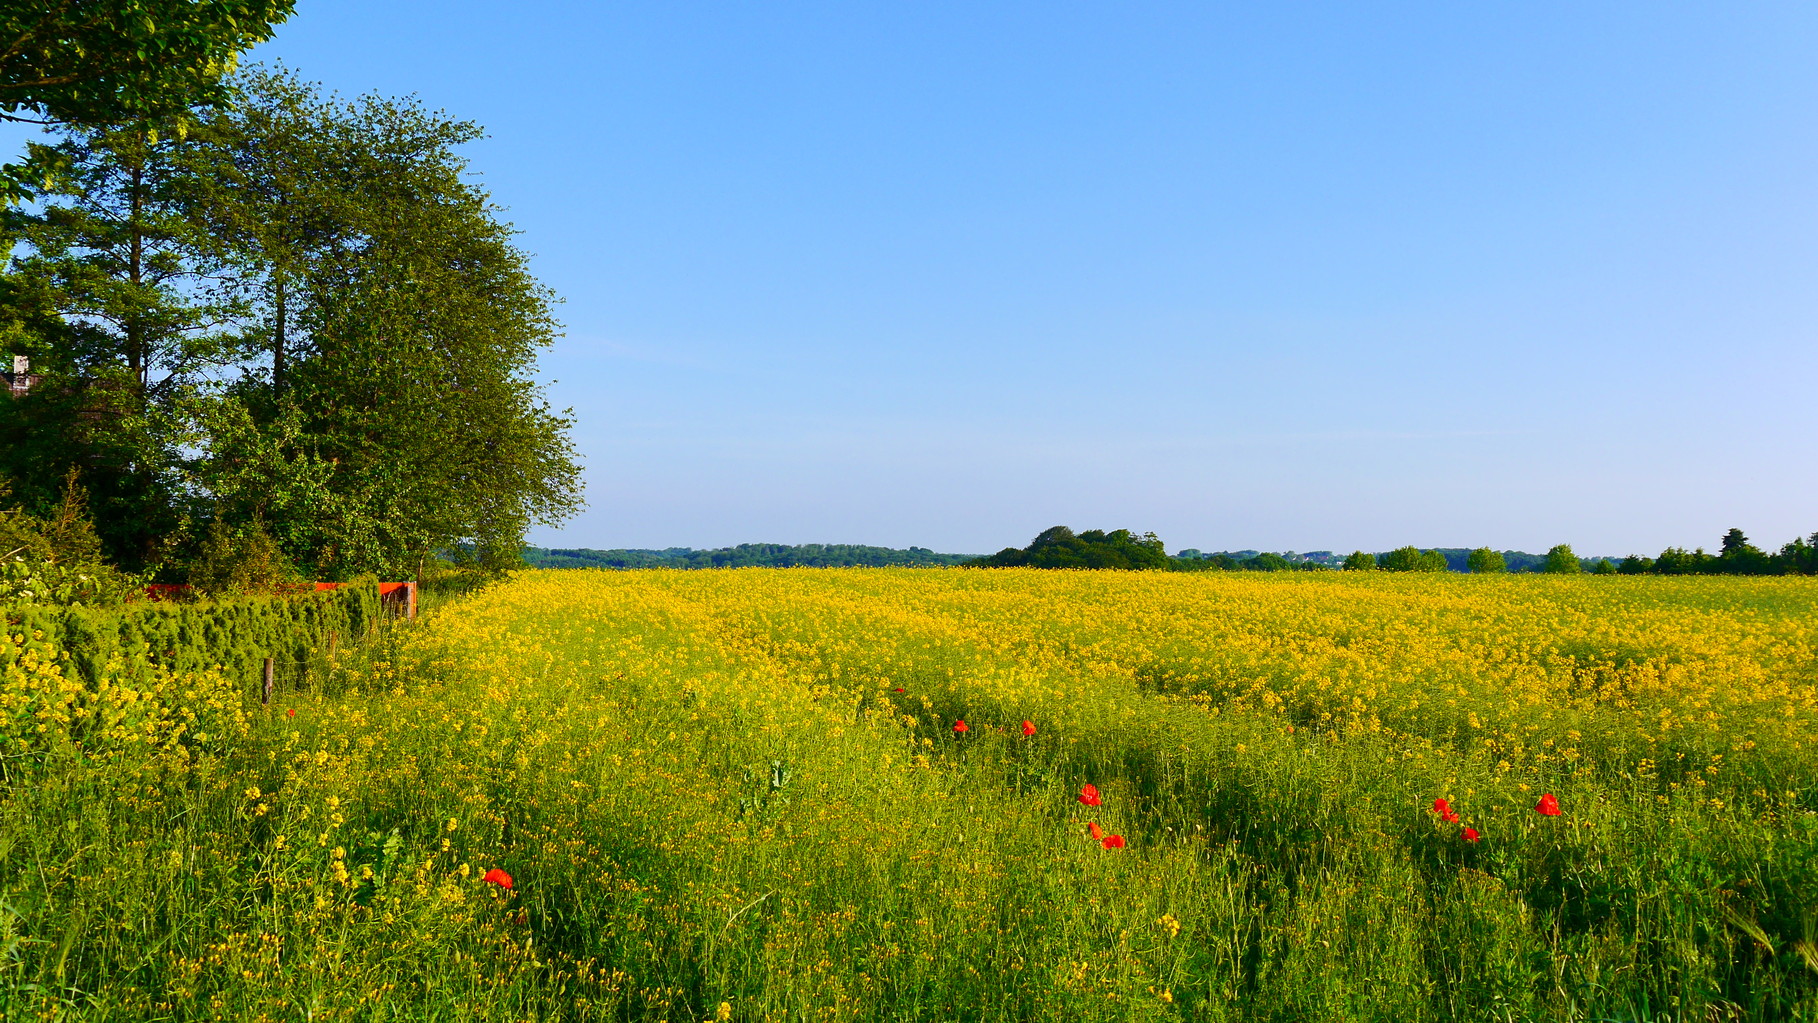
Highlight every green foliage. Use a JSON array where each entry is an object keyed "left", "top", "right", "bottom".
[
  {"left": 1543, "top": 544, "right": 1583, "bottom": 574},
  {"left": 0, "top": 1, "right": 296, "bottom": 128},
  {"left": 189, "top": 514, "right": 303, "bottom": 595},
  {"left": 2, "top": 578, "right": 379, "bottom": 693},
  {"left": 0, "top": 118, "right": 228, "bottom": 565},
  {"left": 0, "top": 472, "right": 142, "bottom": 606},
  {"left": 1655, "top": 546, "right": 1714, "bottom": 575},
  {"left": 1718, "top": 528, "right": 1771, "bottom": 575},
  {"left": 1780, "top": 534, "right": 1818, "bottom": 576},
  {"left": 1377, "top": 546, "right": 1449, "bottom": 573},
  {"left": 185, "top": 69, "right": 582, "bottom": 576},
  {"left": 1, "top": 67, "right": 581, "bottom": 579},
  {"left": 1590, "top": 558, "right": 1618, "bottom": 575},
  {"left": 1466, "top": 547, "right": 1506, "bottom": 574},
  {"left": 1343, "top": 550, "right": 1377, "bottom": 571},
  {"left": 974, "top": 526, "right": 1169, "bottom": 570},
  {"left": 524, "top": 543, "right": 976, "bottom": 570}
]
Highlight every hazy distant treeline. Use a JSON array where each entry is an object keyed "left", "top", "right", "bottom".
[
  {"left": 523, "top": 544, "right": 975, "bottom": 570},
  {"left": 525, "top": 527, "right": 1818, "bottom": 576}
]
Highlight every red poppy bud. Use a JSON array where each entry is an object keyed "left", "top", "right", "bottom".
[
  {"left": 952, "top": 719, "right": 969, "bottom": 733},
  {"left": 893, "top": 688, "right": 905, "bottom": 693},
  {"left": 1022, "top": 720, "right": 1036, "bottom": 737},
  {"left": 1102, "top": 835, "right": 1126, "bottom": 849},
  {"left": 1462, "top": 827, "right": 1481, "bottom": 843},
  {"left": 1078, "top": 784, "right": 1102, "bottom": 807},
  {"left": 1534, "top": 793, "right": 1561, "bottom": 816},
  {"left": 482, "top": 868, "right": 513, "bottom": 890}
]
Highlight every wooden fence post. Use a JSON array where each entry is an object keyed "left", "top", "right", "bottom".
[{"left": 262, "top": 657, "right": 274, "bottom": 705}]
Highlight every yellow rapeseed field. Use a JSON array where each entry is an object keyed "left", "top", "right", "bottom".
[{"left": 4, "top": 568, "right": 1817, "bottom": 1021}]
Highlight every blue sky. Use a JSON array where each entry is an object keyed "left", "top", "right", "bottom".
[{"left": 221, "top": 3, "right": 1818, "bottom": 553}]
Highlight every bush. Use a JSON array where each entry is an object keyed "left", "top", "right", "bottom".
[
  {"left": 1543, "top": 544, "right": 1584, "bottom": 574},
  {"left": 190, "top": 515, "right": 304, "bottom": 595},
  {"left": 1378, "top": 546, "right": 1449, "bottom": 573},
  {"left": 1467, "top": 548, "right": 1506, "bottom": 574}
]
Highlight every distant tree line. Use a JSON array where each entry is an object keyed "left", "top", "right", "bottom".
[
  {"left": 526, "top": 527, "right": 1818, "bottom": 576},
  {"left": 1614, "top": 528, "right": 1818, "bottom": 576},
  {"left": 524, "top": 544, "right": 976, "bottom": 570},
  {"left": 967, "top": 526, "right": 1818, "bottom": 577}
]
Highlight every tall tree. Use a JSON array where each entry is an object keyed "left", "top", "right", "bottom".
[
  {"left": 0, "top": 117, "right": 231, "bottom": 563},
  {"left": 188, "top": 72, "right": 581, "bottom": 576},
  {"left": 1716, "top": 527, "right": 1768, "bottom": 575}
]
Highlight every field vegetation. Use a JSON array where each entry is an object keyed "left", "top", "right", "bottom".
[{"left": 4, "top": 569, "right": 1818, "bottom": 1021}]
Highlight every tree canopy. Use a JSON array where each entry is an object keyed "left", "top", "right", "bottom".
[
  {"left": 973, "top": 526, "right": 1169, "bottom": 570},
  {"left": 1466, "top": 547, "right": 1506, "bottom": 573},
  {"left": 0, "top": 1, "right": 295, "bottom": 125}
]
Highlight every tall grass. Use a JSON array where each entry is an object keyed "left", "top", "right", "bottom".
[{"left": 3, "top": 569, "right": 1816, "bottom": 1021}]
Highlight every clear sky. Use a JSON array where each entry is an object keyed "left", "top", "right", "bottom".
[{"left": 236, "top": 3, "right": 1818, "bottom": 553}]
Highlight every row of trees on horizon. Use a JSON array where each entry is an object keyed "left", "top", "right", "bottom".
[{"left": 975, "top": 527, "right": 1818, "bottom": 576}]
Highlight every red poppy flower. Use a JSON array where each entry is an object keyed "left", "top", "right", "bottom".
[
  {"left": 1102, "top": 835, "right": 1126, "bottom": 849},
  {"left": 1534, "top": 793, "right": 1561, "bottom": 816},
  {"left": 482, "top": 868, "right": 513, "bottom": 890},
  {"left": 1022, "top": 720, "right": 1036, "bottom": 737},
  {"left": 893, "top": 688, "right": 905, "bottom": 693},
  {"left": 286, "top": 708, "right": 296, "bottom": 718},
  {"left": 1088, "top": 822, "right": 1104, "bottom": 841},
  {"left": 1078, "top": 784, "right": 1102, "bottom": 807},
  {"left": 952, "top": 719, "right": 969, "bottom": 733},
  {"left": 1432, "top": 798, "right": 1451, "bottom": 817},
  {"left": 1462, "top": 827, "right": 1481, "bottom": 843},
  {"left": 1442, "top": 809, "right": 1460, "bottom": 823}
]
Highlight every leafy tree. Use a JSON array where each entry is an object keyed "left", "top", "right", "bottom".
[
  {"left": 1590, "top": 559, "right": 1618, "bottom": 575},
  {"left": 1247, "top": 551, "right": 1293, "bottom": 572},
  {"left": 1717, "top": 528, "right": 1769, "bottom": 575},
  {"left": 1779, "top": 534, "right": 1818, "bottom": 576},
  {"left": 975, "top": 526, "right": 1168, "bottom": 570},
  {"left": 1654, "top": 546, "right": 1713, "bottom": 575},
  {"left": 1618, "top": 555, "right": 1655, "bottom": 575},
  {"left": 1543, "top": 544, "right": 1584, "bottom": 574},
  {"left": 0, "top": 117, "right": 229, "bottom": 564},
  {"left": 1466, "top": 547, "right": 1506, "bottom": 574},
  {"left": 0, "top": 1, "right": 296, "bottom": 126},
  {"left": 1377, "top": 546, "right": 1448, "bottom": 573},
  {"left": 1342, "top": 550, "right": 1376, "bottom": 571}
]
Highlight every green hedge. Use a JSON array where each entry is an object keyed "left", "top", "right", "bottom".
[{"left": 1, "top": 580, "right": 382, "bottom": 698}]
